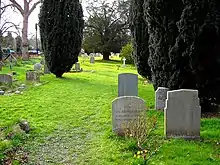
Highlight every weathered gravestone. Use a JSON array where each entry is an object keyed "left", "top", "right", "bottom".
[
  {"left": 122, "top": 57, "right": 126, "bottom": 68},
  {"left": 118, "top": 73, "right": 138, "bottom": 97},
  {"left": 34, "top": 63, "right": 42, "bottom": 71},
  {"left": 90, "top": 56, "right": 95, "bottom": 64},
  {"left": 26, "top": 71, "right": 40, "bottom": 82},
  {"left": 112, "top": 96, "right": 146, "bottom": 136},
  {"left": 44, "top": 64, "right": 50, "bottom": 74},
  {"left": 164, "top": 89, "right": 201, "bottom": 139},
  {"left": 155, "top": 87, "right": 169, "bottom": 110},
  {"left": 0, "top": 74, "right": 13, "bottom": 84},
  {"left": 75, "top": 62, "right": 81, "bottom": 72}
]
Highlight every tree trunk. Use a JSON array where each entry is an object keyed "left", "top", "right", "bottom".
[
  {"left": 103, "top": 52, "right": 110, "bottom": 60},
  {"left": 22, "top": 14, "right": 29, "bottom": 60}
]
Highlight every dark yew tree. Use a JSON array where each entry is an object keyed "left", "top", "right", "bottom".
[
  {"left": 39, "top": 0, "right": 84, "bottom": 77},
  {"left": 168, "top": 0, "right": 220, "bottom": 112},
  {"left": 130, "top": 0, "right": 151, "bottom": 80},
  {"left": 142, "top": 0, "right": 220, "bottom": 112},
  {"left": 144, "top": 0, "right": 183, "bottom": 89}
]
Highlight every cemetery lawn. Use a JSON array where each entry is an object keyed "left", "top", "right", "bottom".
[{"left": 0, "top": 57, "right": 219, "bottom": 165}]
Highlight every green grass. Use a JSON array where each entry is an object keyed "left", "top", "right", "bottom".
[{"left": 0, "top": 56, "right": 219, "bottom": 164}]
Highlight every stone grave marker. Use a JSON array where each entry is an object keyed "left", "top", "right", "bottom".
[
  {"left": 44, "top": 64, "right": 50, "bottom": 74},
  {"left": 26, "top": 71, "right": 40, "bottom": 82},
  {"left": 164, "top": 89, "right": 201, "bottom": 139},
  {"left": 155, "top": 87, "right": 169, "bottom": 110},
  {"left": 34, "top": 63, "right": 42, "bottom": 71},
  {"left": 75, "top": 62, "right": 81, "bottom": 72},
  {"left": 122, "top": 57, "right": 126, "bottom": 67},
  {"left": 90, "top": 56, "right": 95, "bottom": 64},
  {"left": 0, "top": 74, "right": 13, "bottom": 84},
  {"left": 118, "top": 73, "right": 138, "bottom": 97},
  {"left": 112, "top": 96, "right": 146, "bottom": 135}
]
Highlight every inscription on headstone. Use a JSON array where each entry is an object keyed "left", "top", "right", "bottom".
[
  {"left": 118, "top": 73, "right": 138, "bottom": 97},
  {"left": 155, "top": 87, "right": 169, "bottom": 110},
  {"left": 112, "top": 96, "right": 146, "bottom": 135},
  {"left": 164, "top": 89, "right": 201, "bottom": 139}
]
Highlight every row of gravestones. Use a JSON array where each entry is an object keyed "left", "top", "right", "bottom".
[{"left": 112, "top": 73, "right": 201, "bottom": 139}]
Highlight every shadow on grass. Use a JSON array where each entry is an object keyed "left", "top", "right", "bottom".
[{"left": 95, "top": 59, "right": 121, "bottom": 65}]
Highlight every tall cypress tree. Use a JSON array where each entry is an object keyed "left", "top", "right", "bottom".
[
  {"left": 144, "top": 0, "right": 183, "bottom": 89},
  {"left": 130, "top": 0, "right": 152, "bottom": 81},
  {"left": 39, "top": 0, "right": 84, "bottom": 77}
]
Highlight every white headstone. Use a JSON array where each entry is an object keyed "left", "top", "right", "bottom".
[
  {"left": 75, "top": 62, "right": 81, "bottom": 72},
  {"left": 118, "top": 73, "right": 138, "bottom": 97},
  {"left": 164, "top": 89, "right": 201, "bottom": 139},
  {"left": 155, "top": 87, "right": 169, "bottom": 110},
  {"left": 112, "top": 96, "right": 146, "bottom": 136},
  {"left": 122, "top": 57, "right": 126, "bottom": 67}
]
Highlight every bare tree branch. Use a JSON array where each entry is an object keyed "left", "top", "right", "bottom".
[
  {"left": 9, "top": 0, "right": 24, "bottom": 16},
  {"left": 28, "top": 0, "right": 40, "bottom": 17}
]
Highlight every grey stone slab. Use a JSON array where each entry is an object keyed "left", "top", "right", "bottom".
[
  {"left": 164, "top": 89, "right": 201, "bottom": 139},
  {"left": 90, "top": 56, "right": 95, "bottom": 64},
  {"left": 118, "top": 73, "right": 138, "bottom": 97},
  {"left": 44, "top": 64, "right": 50, "bottom": 74},
  {"left": 26, "top": 71, "right": 40, "bottom": 82},
  {"left": 155, "top": 87, "right": 169, "bottom": 110},
  {"left": 34, "top": 63, "right": 42, "bottom": 71},
  {"left": 75, "top": 62, "right": 81, "bottom": 72},
  {"left": 112, "top": 96, "right": 146, "bottom": 136},
  {"left": 0, "top": 74, "right": 12, "bottom": 84}
]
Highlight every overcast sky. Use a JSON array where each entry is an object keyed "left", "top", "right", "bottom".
[{"left": 4, "top": 0, "right": 90, "bottom": 38}]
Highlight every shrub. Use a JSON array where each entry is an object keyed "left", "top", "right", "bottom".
[{"left": 119, "top": 43, "right": 134, "bottom": 64}]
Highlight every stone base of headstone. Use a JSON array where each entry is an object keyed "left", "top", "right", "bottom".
[
  {"left": 0, "top": 74, "right": 13, "bottom": 84},
  {"left": 164, "top": 89, "right": 201, "bottom": 139},
  {"left": 112, "top": 96, "right": 146, "bottom": 136},
  {"left": 26, "top": 71, "right": 40, "bottom": 82},
  {"left": 155, "top": 87, "right": 169, "bottom": 110}
]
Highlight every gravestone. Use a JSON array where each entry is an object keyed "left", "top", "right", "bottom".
[
  {"left": 44, "top": 64, "right": 50, "bottom": 74},
  {"left": 164, "top": 89, "right": 201, "bottom": 139},
  {"left": 122, "top": 57, "right": 126, "bottom": 68},
  {"left": 118, "top": 73, "right": 138, "bottom": 97},
  {"left": 0, "top": 74, "right": 13, "bottom": 84},
  {"left": 112, "top": 96, "right": 146, "bottom": 135},
  {"left": 90, "top": 56, "right": 95, "bottom": 64},
  {"left": 26, "top": 71, "right": 40, "bottom": 82},
  {"left": 0, "top": 90, "right": 4, "bottom": 95},
  {"left": 155, "top": 87, "right": 169, "bottom": 110},
  {"left": 34, "top": 63, "right": 42, "bottom": 71},
  {"left": 75, "top": 62, "right": 81, "bottom": 72}
]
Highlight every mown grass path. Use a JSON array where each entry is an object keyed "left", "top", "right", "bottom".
[{"left": 0, "top": 58, "right": 220, "bottom": 165}]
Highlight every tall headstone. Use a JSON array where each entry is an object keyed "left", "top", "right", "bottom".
[
  {"left": 75, "top": 62, "right": 81, "bottom": 72},
  {"left": 118, "top": 73, "right": 138, "bottom": 97},
  {"left": 90, "top": 56, "right": 95, "bottom": 64},
  {"left": 0, "top": 74, "right": 13, "bottom": 84},
  {"left": 44, "top": 64, "right": 50, "bottom": 74},
  {"left": 112, "top": 96, "right": 146, "bottom": 136},
  {"left": 164, "top": 89, "right": 201, "bottom": 139},
  {"left": 155, "top": 87, "right": 169, "bottom": 110},
  {"left": 26, "top": 71, "right": 40, "bottom": 82}
]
